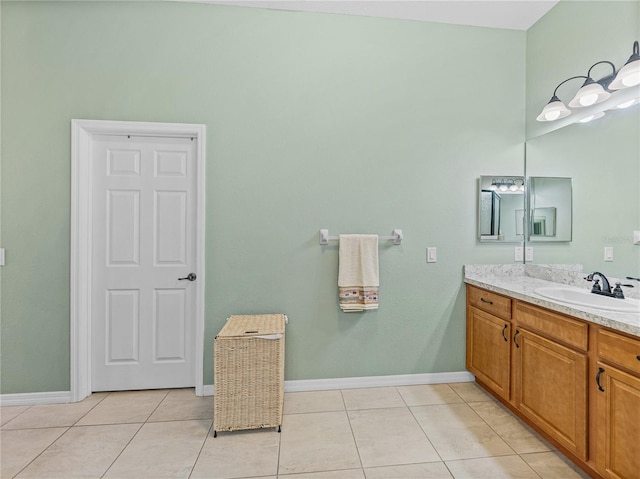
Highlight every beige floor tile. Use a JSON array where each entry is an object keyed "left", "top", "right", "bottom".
[
  {"left": 0, "top": 405, "right": 30, "bottom": 426},
  {"left": 445, "top": 455, "right": 539, "bottom": 478},
  {"left": 148, "top": 388, "right": 213, "bottom": 422},
  {"left": 2, "top": 393, "right": 108, "bottom": 429},
  {"left": 76, "top": 389, "right": 168, "bottom": 425},
  {"left": 411, "top": 403, "right": 514, "bottom": 461},
  {"left": 468, "top": 400, "right": 551, "bottom": 454},
  {"left": 521, "top": 451, "right": 592, "bottom": 478},
  {"left": 278, "top": 411, "right": 361, "bottom": 475},
  {"left": 284, "top": 390, "right": 345, "bottom": 414},
  {"left": 449, "top": 382, "right": 495, "bottom": 403},
  {"left": 397, "top": 384, "right": 465, "bottom": 407},
  {"left": 364, "top": 462, "right": 453, "bottom": 479},
  {"left": 279, "top": 469, "right": 365, "bottom": 478},
  {"left": 104, "top": 419, "right": 210, "bottom": 478},
  {"left": 190, "top": 429, "right": 279, "bottom": 479},
  {"left": 341, "top": 387, "right": 405, "bottom": 410},
  {"left": 15, "top": 424, "right": 140, "bottom": 478},
  {"left": 348, "top": 407, "right": 439, "bottom": 468},
  {"left": 0, "top": 427, "right": 68, "bottom": 477}
]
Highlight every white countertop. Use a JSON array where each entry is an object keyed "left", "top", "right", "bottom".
[{"left": 464, "top": 267, "right": 640, "bottom": 338}]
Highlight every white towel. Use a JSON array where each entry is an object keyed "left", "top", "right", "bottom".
[{"left": 338, "top": 234, "right": 379, "bottom": 312}]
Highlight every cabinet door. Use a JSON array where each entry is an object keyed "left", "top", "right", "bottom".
[
  {"left": 596, "top": 363, "right": 640, "bottom": 479},
  {"left": 514, "top": 328, "right": 588, "bottom": 460},
  {"left": 466, "top": 306, "right": 511, "bottom": 400}
]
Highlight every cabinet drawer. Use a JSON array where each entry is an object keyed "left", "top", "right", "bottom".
[
  {"left": 514, "top": 302, "right": 588, "bottom": 352},
  {"left": 597, "top": 328, "right": 640, "bottom": 375},
  {"left": 467, "top": 285, "right": 512, "bottom": 320}
]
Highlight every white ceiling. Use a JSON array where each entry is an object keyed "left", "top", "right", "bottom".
[{"left": 187, "top": 0, "right": 559, "bottom": 31}]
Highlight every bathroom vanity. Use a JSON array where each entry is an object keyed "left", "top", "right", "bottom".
[{"left": 465, "top": 266, "right": 640, "bottom": 479}]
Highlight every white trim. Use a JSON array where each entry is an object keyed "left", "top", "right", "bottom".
[
  {"left": 201, "top": 371, "right": 474, "bottom": 396},
  {"left": 0, "top": 391, "right": 72, "bottom": 406},
  {"left": 0, "top": 372, "right": 474, "bottom": 405},
  {"left": 70, "top": 119, "right": 207, "bottom": 402}
]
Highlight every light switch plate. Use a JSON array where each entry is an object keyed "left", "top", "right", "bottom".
[
  {"left": 525, "top": 247, "right": 534, "bottom": 262},
  {"left": 634, "top": 231, "right": 640, "bottom": 245},
  {"left": 0, "top": 248, "right": 4, "bottom": 266},
  {"left": 514, "top": 247, "right": 524, "bottom": 262},
  {"left": 604, "top": 246, "right": 614, "bottom": 261},
  {"left": 427, "top": 247, "right": 437, "bottom": 263}
]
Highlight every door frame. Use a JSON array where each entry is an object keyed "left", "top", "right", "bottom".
[{"left": 70, "top": 119, "right": 206, "bottom": 402}]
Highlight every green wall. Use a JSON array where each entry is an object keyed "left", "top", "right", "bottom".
[
  {"left": 2, "top": 1, "right": 528, "bottom": 393},
  {"left": 525, "top": 1, "right": 640, "bottom": 278}
]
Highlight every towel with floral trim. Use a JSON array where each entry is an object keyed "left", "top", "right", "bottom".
[{"left": 338, "top": 234, "right": 379, "bottom": 312}]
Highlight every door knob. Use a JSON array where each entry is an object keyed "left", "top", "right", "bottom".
[{"left": 178, "top": 273, "right": 197, "bottom": 281}]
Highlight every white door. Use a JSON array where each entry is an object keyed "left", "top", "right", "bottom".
[{"left": 91, "top": 134, "right": 197, "bottom": 391}]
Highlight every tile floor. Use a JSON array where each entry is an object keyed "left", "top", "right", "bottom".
[{"left": 1, "top": 382, "right": 590, "bottom": 478}]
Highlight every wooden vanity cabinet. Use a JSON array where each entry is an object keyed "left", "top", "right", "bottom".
[
  {"left": 466, "top": 285, "right": 595, "bottom": 475},
  {"left": 594, "top": 328, "right": 640, "bottom": 479},
  {"left": 465, "top": 286, "right": 512, "bottom": 401},
  {"left": 513, "top": 302, "right": 589, "bottom": 460}
]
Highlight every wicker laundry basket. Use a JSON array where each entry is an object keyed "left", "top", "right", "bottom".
[{"left": 213, "top": 314, "right": 286, "bottom": 437}]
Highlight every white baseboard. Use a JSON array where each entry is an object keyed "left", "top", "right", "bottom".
[
  {"left": 202, "top": 384, "right": 215, "bottom": 396},
  {"left": 1, "top": 372, "right": 474, "bottom": 403},
  {"left": 0, "top": 391, "right": 72, "bottom": 406},
  {"left": 201, "top": 371, "right": 473, "bottom": 396}
]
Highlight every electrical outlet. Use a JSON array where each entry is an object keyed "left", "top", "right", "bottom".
[
  {"left": 525, "top": 247, "right": 534, "bottom": 262},
  {"left": 427, "top": 247, "right": 437, "bottom": 263},
  {"left": 514, "top": 247, "right": 524, "bottom": 262}
]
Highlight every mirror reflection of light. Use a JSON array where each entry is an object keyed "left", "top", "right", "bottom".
[
  {"left": 578, "top": 111, "right": 605, "bottom": 123},
  {"left": 614, "top": 97, "right": 640, "bottom": 109}
]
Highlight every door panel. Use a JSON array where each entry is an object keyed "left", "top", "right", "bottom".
[
  {"left": 154, "top": 191, "right": 187, "bottom": 265},
  {"left": 92, "top": 135, "right": 196, "bottom": 391},
  {"left": 106, "top": 289, "right": 139, "bottom": 363},
  {"left": 107, "top": 190, "right": 140, "bottom": 265},
  {"left": 154, "top": 289, "right": 187, "bottom": 361}
]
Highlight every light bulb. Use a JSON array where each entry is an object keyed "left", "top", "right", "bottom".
[
  {"left": 579, "top": 94, "right": 598, "bottom": 106},
  {"left": 545, "top": 110, "right": 561, "bottom": 121},
  {"left": 622, "top": 72, "right": 640, "bottom": 87},
  {"left": 499, "top": 185, "right": 508, "bottom": 192}
]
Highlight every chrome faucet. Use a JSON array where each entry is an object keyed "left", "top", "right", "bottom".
[{"left": 584, "top": 272, "right": 629, "bottom": 299}]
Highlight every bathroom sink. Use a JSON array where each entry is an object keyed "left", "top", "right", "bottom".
[{"left": 534, "top": 286, "right": 640, "bottom": 313}]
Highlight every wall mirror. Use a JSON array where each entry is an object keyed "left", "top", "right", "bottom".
[
  {"left": 478, "top": 176, "right": 525, "bottom": 243},
  {"left": 528, "top": 177, "right": 572, "bottom": 242},
  {"left": 525, "top": 111, "right": 639, "bottom": 278}
]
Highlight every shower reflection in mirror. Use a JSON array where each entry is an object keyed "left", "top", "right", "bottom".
[
  {"left": 478, "top": 176, "right": 525, "bottom": 242},
  {"left": 478, "top": 176, "right": 572, "bottom": 243}
]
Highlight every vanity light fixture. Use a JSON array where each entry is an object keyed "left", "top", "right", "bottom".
[
  {"left": 568, "top": 61, "right": 614, "bottom": 107},
  {"left": 608, "top": 41, "right": 640, "bottom": 90},
  {"left": 537, "top": 40, "right": 640, "bottom": 122},
  {"left": 488, "top": 178, "right": 524, "bottom": 192}
]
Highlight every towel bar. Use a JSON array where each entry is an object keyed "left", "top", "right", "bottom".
[{"left": 319, "top": 229, "right": 403, "bottom": 245}]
